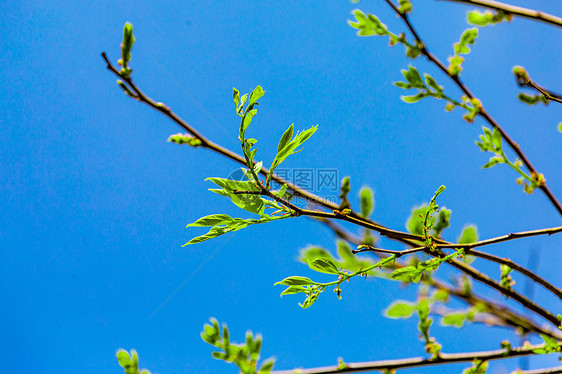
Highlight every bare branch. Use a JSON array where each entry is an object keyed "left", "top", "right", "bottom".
[{"left": 271, "top": 342, "right": 546, "bottom": 374}]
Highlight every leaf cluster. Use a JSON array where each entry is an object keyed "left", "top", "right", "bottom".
[{"left": 201, "top": 318, "right": 275, "bottom": 374}]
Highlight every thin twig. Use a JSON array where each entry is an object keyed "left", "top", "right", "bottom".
[
  {"left": 434, "top": 226, "right": 562, "bottom": 250},
  {"left": 382, "top": 0, "right": 562, "bottom": 216},
  {"left": 271, "top": 342, "right": 547, "bottom": 374},
  {"left": 467, "top": 249, "right": 562, "bottom": 300},
  {"left": 441, "top": 0, "right": 562, "bottom": 29},
  {"left": 519, "top": 80, "right": 562, "bottom": 104}
]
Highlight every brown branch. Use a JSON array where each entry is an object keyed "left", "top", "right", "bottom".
[
  {"left": 518, "top": 79, "right": 562, "bottom": 105},
  {"left": 466, "top": 249, "right": 562, "bottom": 301},
  {"left": 441, "top": 0, "right": 562, "bottom": 29},
  {"left": 382, "top": 0, "right": 562, "bottom": 216},
  {"left": 435, "top": 226, "right": 562, "bottom": 250},
  {"left": 271, "top": 342, "right": 546, "bottom": 374},
  {"left": 515, "top": 365, "right": 562, "bottom": 374}
]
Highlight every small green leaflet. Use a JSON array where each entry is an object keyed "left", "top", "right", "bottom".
[
  {"left": 384, "top": 301, "right": 416, "bottom": 318},
  {"left": 267, "top": 124, "right": 318, "bottom": 184},
  {"left": 274, "top": 276, "right": 318, "bottom": 286},
  {"left": 307, "top": 257, "right": 340, "bottom": 274}
]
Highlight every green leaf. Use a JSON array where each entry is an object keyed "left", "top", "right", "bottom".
[
  {"left": 401, "top": 93, "right": 427, "bottom": 103},
  {"left": 398, "top": 0, "right": 412, "bottom": 14},
  {"left": 458, "top": 225, "right": 478, "bottom": 244},
  {"left": 184, "top": 223, "right": 248, "bottom": 245},
  {"left": 558, "top": 123, "right": 562, "bottom": 133},
  {"left": 270, "top": 125, "right": 318, "bottom": 172},
  {"left": 424, "top": 74, "right": 442, "bottom": 92},
  {"left": 240, "top": 109, "right": 258, "bottom": 140},
  {"left": 468, "top": 10, "right": 510, "bottom": 26},
  {"left": 277, "top": 124, "right": 294, "bottom": 153},
  {"left": 120, "top": 22, "right": 135, "bottom": 68},
  {"left": 237, "top": 93, "right": 248, "bottom": 115},
  {"left": 433, "top": 207, "right": 451, "bottom": 236},
  {"left": 275, "top": 276, "right": 317, "bottom": 286},
  {"left": 359, "top": 187, "right": 374, "bottom": 218},
  {"left": 540, "top": 334, "right": 560, "bottom": 351},
  {"left": 206, "top": 177, "right": 264, "bottom": 215},
  {"left": 394, "top": 81, "right": 411, "bottom": 89},
  {"left": 406, "top": 205, "right": 428, "bottom": 235},
  {"left": 259, "top": 360, "right": 275, "bottom": 374},
  {"left": 391, "top": 266, "right": 420, "bottom": 282},
  {"left": 384, "top": 301, "right": 416, "bottom": 318},
  {"left": 116, "top": 350, "right": 132, "bottom": 367},
  {"left": 248, "top": 85, "right": 265, "bottom": 108},
  {"left": 482, "top": 156, "right": 504, "bottom": 169},
  {"left": 187, "top": 214, "right": 236, "bottom": 227},
  {"left": 280, "top": 286, "right": 308, "bottom": 297},
  {"left": 402, "top": 66, "right": 425, "bottom": 88},
  {"left": 455, "top": 28, "right": 478, "bottom": 55},
  {"left": 348, "top": 10, "right": 389, "bottom": 37},
  {"left": 442, "top": 312, "right": 467, "bottom": 327},
  {"left": 491, "top": 127, "right": 502, "bottom": 149},
  {"left": 233, "top": 88, "right": 240, "bottom": 111},
  {"left": 339, "top": 176, "right": 351, "bottom": 209},
  {"left": 307, "top": 257, "right": 340, "bottom": 274}
]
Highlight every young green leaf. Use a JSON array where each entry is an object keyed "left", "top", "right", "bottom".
[
  {"left": 248, "top": 85, "right": 265, "bottom": 109},
  {"left": 359, "top": 186, "right": 374, "bottom": 218},
  {"left": 441, "top": 312, "right": 467, "bottom": 327},
  {"left": 274, "top": 276, "right": 318, "bottom": 286},
  {"left": 458, "top": 225, "right": 479, "bottom": 244},
  {"left": 280, "top": 286, "right": 308, "bottom": 297},
  {"left": 402, "top": 66, "right": 425, "bottom": 89},
  {"left": 384, "top": 301, "right": 416, "bottom": 318},
  {"left": 307, "top": 257, "right": 340, "bottom": 274}
]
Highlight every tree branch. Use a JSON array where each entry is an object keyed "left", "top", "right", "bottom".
[
  {"left": 271, "top": 342, "right": 547, "bottom": 374},
  {"left": 441, "top": 0, "right": 562, "bottom": 29},
  {"left": 382, "top": 0, "right": 562, "bottom": 216}
]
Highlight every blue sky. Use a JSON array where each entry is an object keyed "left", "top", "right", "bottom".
[{"left": 1, "top": 1, "right": 562, "bottom": 373}]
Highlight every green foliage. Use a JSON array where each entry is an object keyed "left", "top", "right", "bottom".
[
  {"left": 266, "top": 123, "right": 318, "bottom": 187},
  {"left": 118, "top": 22, "right": 135, "bottom": 77},
  {"left": 518, "top": 93, "right": 548, "bottom": 106},
  {"left": 299, "top": 240, "right": 379, "bottom": 276},
  {"left": 184, "top": 213, "right": 288, "bottom": 245},
  {"left": 441, "top": 303, "right": 488, "bottom": 328},
  {"left": 116, "top": 349, "right": 151, "bottom": 374},
  {"left": 390, "top": 249, "right": 463, "bottom": 283},
  {"left": 398, "top": 0, "right": 412, "bottom": 14},
  {"left": 348, "top": 10, "right": 421, "bottom": 58},
  {"left": 384, "top": 301, "right": 416, "bottom": 318},
  {"left": 201, "top": 318, "right": 275, "bottom": 374},
  {"left": 277, "top": 255, "right": 397, "bottom": 308},
  {"left": 532, "top": 334, "right": 561, "bottom": 354},
  {"left": 476, "top": 126, "right": 545, "bottom": 194},
  {"left": 458, "top": 225, "right": 479, "bottom": 244},
  {"left": 167, "top": 133, "right": 202, "bottom": 147},
  {"left": 448, "top": 28, "right": 478, "bottom": 76},
  {"left": 339, "top": 176, "right": 351, "bottom": 209},
  {"left": 462, "top": 359, "right": 488, "bottom": 374},
  {"left": 468, "top": 10, "right": 511, "bottom": 27},
  {"left": 359, "top": 186, "right": 374, "bottom": 218},
  {"left": 500, "top": 265, "right": 514, "bottom": 290}
]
